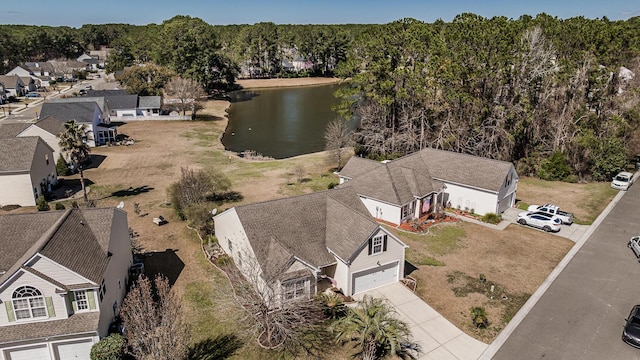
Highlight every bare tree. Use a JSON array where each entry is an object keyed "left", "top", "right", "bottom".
[
  {"left": 120, "top": 275, "right": 189, "bottom": 360},
  {"left": 324, "top": 118, "right": 354, "bottom": 170},
  {"left": 164, "top": 77, "right": 207, "bottom": 118},
  {"left": 220, "top": 254, "right": 326, "bottom": 352},
  {"left": 168, "top": 167, "right": 231, "bottom": 210}
]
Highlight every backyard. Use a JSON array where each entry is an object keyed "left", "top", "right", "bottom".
[{"left": 0, "top": 79, "right": 620, "bottom": 356}]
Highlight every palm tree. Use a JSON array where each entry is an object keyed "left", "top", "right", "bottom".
[
  {"left": 58, "top": 119, "right": 91, "bottom": 203},
  {"left": 331, "top": 295, "right": 419, "bottom": 360}
]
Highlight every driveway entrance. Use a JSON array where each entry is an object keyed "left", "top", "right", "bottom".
[{"left": 353, "top": 282, "right": 487, "bottom": 360}]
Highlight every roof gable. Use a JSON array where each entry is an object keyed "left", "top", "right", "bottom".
[{"left": 0, "top": 136, "right": 43, "bottom": 172}]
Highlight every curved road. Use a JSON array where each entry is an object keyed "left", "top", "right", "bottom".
[{"left": 491, "top": 181, "right": 640, "bottom": 359}]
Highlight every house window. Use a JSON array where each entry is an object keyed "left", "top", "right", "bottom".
[
  {"left": 368, "top": 235, "right": 388, "bottom": 255},
  {"left": 12, "top": 286, "right": 47, "bottom": 320},
  {"left": 282, "top": 279, "right": 308, "bottom": 301},
  {"left": 74, "top": 290, "right": 89, "bottom": 311},
  {"left": 228, "top": 240, "right": 233, "bottom": 253},
  {"left": 45, "top": 154, "right": 49, "bottom": 165},
  {"left": 98, "top": 280, "right": 107, "bottom": 302},
  {"left": 402, "top": 204, "right": 411, "bottom": 218}
]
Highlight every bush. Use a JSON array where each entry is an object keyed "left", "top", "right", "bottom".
[
  {"left": 36, "top": 195, "right": 50, "bottom": 211},
  {"left": 56, "top": 154, "right": 70, "bottom": 176},
  {"left": 480, "top": 213, "right": 501, "bottom": 224},
  {"left": 470, "top": 306, "right": 488, "bottom": 329},
  {"left": 327, "top": 181, "right": 338, "bottom": 189},
  {"left": 215, "top": 255, "right": 232, "bottom": 266},
  {"left": 90, "top": 334, "right": 126, "bottom": 360},
  {"left": 55, "top": 203, "right": 66, "bottom": 210}
]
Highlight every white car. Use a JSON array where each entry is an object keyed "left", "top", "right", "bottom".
[
  {"left": 612, "top": 171, "right": 634, "bottom": 190},
  {"left": 517, "top": 211, "right": 561, "bottom": 232}
]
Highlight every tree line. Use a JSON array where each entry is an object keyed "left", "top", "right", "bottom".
[{"left": 2, "top": 14, "right": 640, "bottom": 180}]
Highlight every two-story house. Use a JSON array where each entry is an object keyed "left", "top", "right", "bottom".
[{"left": 0, "top": 208, "right": 132, "bottom": 360}]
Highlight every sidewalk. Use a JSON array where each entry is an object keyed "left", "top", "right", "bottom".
[{"left": 354, "top": 282, "right": 488, "bottom": 360}]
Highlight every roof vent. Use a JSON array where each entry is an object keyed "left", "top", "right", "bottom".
[{"left": 80, "top": 220, "right": 84, "bottom": 225}]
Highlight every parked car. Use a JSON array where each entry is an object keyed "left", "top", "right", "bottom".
[
  {"left": 611, "top": 171, "right": 634, "bottom": 191},
  {"left": 628, "top": 236, "right": 640, "bottom": 261},
  {"left": 623, "top": 305, "right": 640, "bottom": 348},
  {"left": 527, "top": 204, "right": 574, "bottom": 225},
  {"left": 517, "top": 211, "right": 562, "bottom": 232},
  {"left": 25, "top": 92, "right": 40, "bottom": 98}
]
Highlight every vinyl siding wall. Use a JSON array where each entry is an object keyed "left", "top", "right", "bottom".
[
  {"left": 0, "top": 173, "right": 35, "bottom": 206},
  {"left": 359, "top": 196, "right": 402, "bottom": 225},
  {"left": 443, "top": 182, "right": 498, "bottom": 215},
  {"left": 29, "top": 141, "right": 57, "bottom": 196},
  {"left": 18, "top": 127, "right": 62, "bottom": 165},
  {"left": 345, "top": 229, "right": 406, "bottom": 295},
  {"left": 27, "top": 256, "right": 89, "bottom": 285}
]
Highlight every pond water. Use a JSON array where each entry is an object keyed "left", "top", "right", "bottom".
[{"left": 223, "top": 84, "right": 344, "bottom": 159}]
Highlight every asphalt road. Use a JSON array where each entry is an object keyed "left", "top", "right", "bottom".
[{"left": 493, "top": 182, "right": 640, "bottom": 359}]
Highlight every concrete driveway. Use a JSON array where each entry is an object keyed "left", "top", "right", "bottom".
[{"left": 354, "top": 282, "right": 487, "bottom": 360}]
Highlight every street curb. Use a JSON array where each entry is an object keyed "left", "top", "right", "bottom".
[{"left": 477, "top": 185, "right": 628, "bottom": 360}]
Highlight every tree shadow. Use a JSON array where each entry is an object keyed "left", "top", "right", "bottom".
[
  {"left": 207, "top": 191, "right": 244, "bottom": 203},
  {"left": 49, "top": 178, "right": 95, "bottom": 201},
  {"left": 81, "top": 154, "right": 107, "bottom": 170},
  {"left": 227, "top": 90, "right": 260, "bottom": 103},
  {"left": 197, "top": 114, "right": 225, "bottom": 122},
  {"left": 187, "top": 334, "right": 243, "bottom": 360},
  {"left": 111, "top": 185, "right": 154, "bottom": 197},
  {"left": 141, "top": 249, "right": 185, "bottom": 287}
]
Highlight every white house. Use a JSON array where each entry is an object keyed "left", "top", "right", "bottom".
[
  {"left": 0, "top": 76, "right": 26, "bottom": 97},
  {"left": 214, "top": 187, "right": 408, "bottom": 300},
  {"left": 39, "top": 101, "right": 111, "bottom": 147},
  {"left": 338, "top": 148, "right": 518, "bottom": 225},
  {"left": 0, "top": 207, "right": 133, "bottom": 360},
  {"left": 0, "top": 137, "right": 57, "bottom": 207}
]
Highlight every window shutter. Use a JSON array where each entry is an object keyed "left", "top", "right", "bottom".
[
  {"left": 368, "top": 238, "right": 372, "bottom": 255},
  {"left": 5, "top": 301, "right": 15, "bottom": 322},
  {"left": 383, "top": 235, "right": 388, "bottom": 251},
  {"left": 87, "top": 290, "right": 96, "bottom": 310},
  {"left": 72, "top": 295, "right": 78, "bottom": 312},
  {"left": 45, "top": 296, "right": 55, "bottom": 317}
]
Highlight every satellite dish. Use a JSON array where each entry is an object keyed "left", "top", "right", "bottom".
[
  {"left": 117, "top": 201, "right": 124, "bottom": 209},
  {"left": 211, "top": 208, "right": 218, "bottom": 215}
]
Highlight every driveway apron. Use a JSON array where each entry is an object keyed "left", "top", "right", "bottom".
[{"left": 354, "top": 282, "right": 487, "bottom": 360}]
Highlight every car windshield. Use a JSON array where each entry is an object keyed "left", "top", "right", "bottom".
[
  {"left": 553, "top": 218, "right": 560, "bottom": 224},
  {"left": 630, "top": 314, "right": 640, "bottom": 326},
  {"left": 615, "top": 175, "right": 630, "bottom": 182}
]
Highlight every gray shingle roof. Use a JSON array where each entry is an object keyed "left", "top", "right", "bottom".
[
  {"left": 104, "top": 94, "right": 138, "bottom": 110},
  {"left": 40, "top": 208, "right": 114, "bottom": 283},
  {"left": 0, "top": 208, "right": 119, "bottom": 285},
  {"left": 40, "top": 102, "right": 98, "bottom": 125},
  {"left": 0, "top": 136, "right": 43, "bottom": 172},
  {"left": 0, "top": 312, "right": 99, "bottom": 345},
  {"left": 232, "top": 187, "right": 378, "bottom": 279},
  {"left": 49, "top": 97, "right": 107, "bottom": 114},
  {"left": 0, "top": 123, "right": 30, "bottom": 138},
  {"left": 34, "top": 115, "right": 66, "bottom": 137},
  {"left": 138, "top": 96, "right": 161, "bottom": 109},
  {"left": 339, "top": 148, "right": 515, "bottom": 204}
]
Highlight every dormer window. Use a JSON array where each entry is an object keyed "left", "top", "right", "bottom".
[
  {"left": 368, "top": 234, "right": 388, "bottom": 255},
  {"left": 12, "top": 286, "right": 47, "bottom": 320}
]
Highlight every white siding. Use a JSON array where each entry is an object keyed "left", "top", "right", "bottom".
[
  {"left": 497, "top": 165, "right": 518, "bottom": 213},
  {"left": 0, "top": 174, "right": 35, "bottom": 206},
  {"left": 27, "top": 256, "right": 89, "bottom": 285},
  {"left": 0, "top": 271, "right": 69, "bottom": 327},
  {"left": 29, "top": 141, "right": 57, "bottom": 196},
  {"left": 333, "top": 259, "right": 350, "bottom": 292},
  {"left": 359, "top": 196, "right": 402, "bottom": 225},
  {"left": 444, "top": 182, "right": 498, "bottom": 216},
  {"left": 97, "top": 209, "right": 132, "bottom": 337},
  {"left": 346, "top": 228, "right": 406, "bottom": 295}
]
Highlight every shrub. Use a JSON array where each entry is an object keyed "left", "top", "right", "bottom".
[
  {"left": 90, "top": 334, "right": 126, "bottom": 360},
  {"left": 470, "top": 306, "right": 488, "bottom": 329},
  {"left": 55, "top": 154, "right": 70, "bottom": 176},
  {"left": 481, "top": 213, "right": 501, "bottom": 224},
  {"left": 316, "top": 292, "right": 347, "bottom": 319},
  {"left": 55, "top": 203, "right": 66, "bottom": 210},
  {"left": 538, "top": 151, "right": 573, "bottom": 181},
  {"left": 215, "top": 255, "right": 232, "bottom": 266},
  {"left": 327, "top": 181, "right": 338, "bottom": 189},
  {"left": 36, "top": 195, "right": 50, "bottom": 211}
]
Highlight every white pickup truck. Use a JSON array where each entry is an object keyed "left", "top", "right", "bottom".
[{"left": 527, "top": 204, "right": 574, "bottom": 225}]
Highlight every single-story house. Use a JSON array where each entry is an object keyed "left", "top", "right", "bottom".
[
  {"left": 39, "top": 102, "right": 115, "bottom": 147},
  {"left": 0, "top": 76, "right": 26, "bottom": 97},
  {"left": 0, "top": 207, "right": 132, "bottom": 360},
  {"left": 338, "top": 148, "right": 518, "bottom": 225},
  {"left": 214, "top": 187, "right": 408, "bottom": 302},
  {"left": 0, "top": 137, "right": 57, "bottom": 207}
]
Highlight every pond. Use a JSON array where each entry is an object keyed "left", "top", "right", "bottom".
[{"left": 223, "top": 84, "right": 345, "bottom": 159}]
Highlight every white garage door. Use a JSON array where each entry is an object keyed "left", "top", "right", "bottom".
[
  {"left": 352, "top": 261, "right": 399, "bottom": 295},
  {"left": 54, "top": 339, "right": 94, "bottom": 360},
  {"left": 6, "top": 345, "right": 50, "bottom": 360}
]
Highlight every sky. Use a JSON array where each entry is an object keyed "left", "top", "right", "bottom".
[{"left": 2, "top": 0, "right": 640, "bottom": 27}]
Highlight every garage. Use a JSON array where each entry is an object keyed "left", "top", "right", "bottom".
[
  {"left": 352, "top": 261, "right": 399, "bottom": 295},
  {"left": 53, "top": 339, "right": 94, "bottom": 360},
  {"left": 5, "top": 344, "right": 50, "bottom": 360}
]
